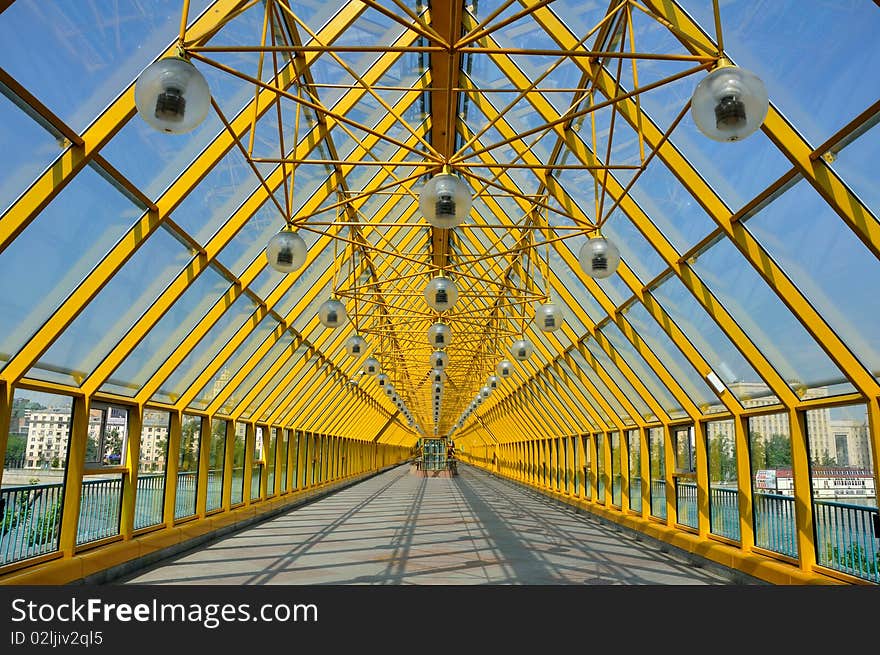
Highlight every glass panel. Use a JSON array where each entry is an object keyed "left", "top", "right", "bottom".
[
  {"left": 171, "top": 145, "right": 259, "bottom": 244},
  {"left": 596, "top": 433, "right": 606, "bottom": 502},
  {"left": 806, "top": 404, "right": 878, "bottom": 583},
  {"left": 31, "top": 226, "right": 192, "bottom": 386},
  {"left": 831, "top": 125, "right": 879, "bottom": 220},
  {"left": 584, "top": 338, "right": 652, "bottom": 421},
  {"left": 582, "top": 435, "right": 592, "bottom": 500},
  {"left": 231, "top": 422, "right": 246, "bottom": 505},
  {"left": 100, "top": 265, "right": 230, "bottom": 397},
  {"left": 266, "top": 427, "right": 277, "bottom": 496},
  {"left": 0, "top": 166, "right": 141, "bottom": 372},
  {"left": 677, "top": 0, "right": 880, "bottom": 145},
  {"left": 707, "top": 419, "right": 740, "bottom": 542},
  {"left": 692, "top": 234, "right": 854, "bottom": 400},
  {"left": 601, "top": 322, "right": 686, "bottom": 420},
  {"left": 628, "top": 429, "right": 642, "bottom": 513},
  {"left": 0, "top": 1, "right": 213, "bottom": 132},
  {"left": 78, "top": 403, "right": 129, "bottom": 544},
  {"left": 623, "top": 302, "right": 719, "bottom": 408},
  {"left": 174, "top": 414, "right": 201, "bottom": 520},
  {"left": 1, "top": 391, "right": 72, "bottom": 566},
  {"left": 135, "top": 409, "right": 170, "bottom": 530},
  {"left": 189, "top": 314, "right": 280, "bottom": 412},
  {"left": 651, "top": 274, "right": 769, "bottom": 406},
  {"left": 279, "top": 429, "right": 290, "bottom": 492},
  {"left": 150, "top": 294, "right": 258, "bottom": 406},
  {"left": 290, "top": 431, "right": 301, "bottom": 490},
  {"left": 563, "top": 437, "right": 570, "bottom": 494},
  {"left": 649, "top": 427, "right": 666, "bottom": 520},
  {"left": 251, "top": 425, "right": 263, "bottom": 500},
  {"left": 673, "top": 425, "right": 698, "bottom": 529},
  {"left": 627, "top": 152, "right": 715, "bottom": 254},
  {"left": 0, "top": 93, "right": 62, "bottom": 214},
  {"left": 207, "top": 419, "right": 226, "bottom": 512},
  {"left": 610, "top": 431, "right": 622, "bottom": 506},
  {"left": 744, "top": 180, "right": 880, "bottom": 384},
  {"left": 567, "top": 349, "right": 629, "bottom": 423},
  {"left": 748, "top": 412, "right": 797, "bottom": 558}
]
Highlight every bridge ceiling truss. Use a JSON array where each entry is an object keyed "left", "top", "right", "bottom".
[{"left": 0, "top": 0, "right": 878, "bottom": 449}]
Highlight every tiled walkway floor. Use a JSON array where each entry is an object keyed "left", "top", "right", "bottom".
[{"left": 122, "top": 464, "right": 747, "bottom": 585}]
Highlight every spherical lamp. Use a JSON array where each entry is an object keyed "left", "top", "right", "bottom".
[
  {"left": 431, "top": 350, "right": 449, "bottom": 370},
  {"left": 431, "top": 368, "right": 447, "bottom": 385},
  {"left": 578, "top": 237, "right": 620, "bottom": 279},
  {"left": 345, "top": 334, "right": 367, "bottom": 358},
  {"left": 318, "top": 298, "right": 347, "bottom": 328},
  {"left": 376, "top": 373, "right": 389, "bottom": 387},
  {"left": 487, "top": 375, "right": 499, "bottom": 390},
  {"left": 424, "top": 276, "right": 459, "bottom": 312},
  {"left": 362, "top": 356, "right": 381, "bottom": 376},
  {"left": 535, "top": 302, "right": 563, "bottom": 332},
  {"left": 418, "top": 173, "right": 472, "bottom": 228},
  {"left": 495, "top": 359, "right": 513, "bottom": 378},
  {"left": 480, "top": 386, "right": 491, "bottom": 399},
  {"left": 134, "top": 57, "right": 210, "bottom": 134},
  {"left": 427, "top": 322, "right": 452, "bottom": 348},
  {"left": 510, "top": 339, "right": 533, "bottom": 362},
  {"left": 266, "top": 230, "right": 307, "bottom": 273},
  {"left": 691, "top": 62, "right": 769, "bottom": 142}
]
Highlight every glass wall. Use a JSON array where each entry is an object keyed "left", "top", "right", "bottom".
[
  {"left": 611, "top": 431, "right": 622, "bottom": 507},
  {"left": 231, "top": 422, "right": 246, "bottom": 505},
  {"left": 805, "top": 404, "right": 878, "bottom": 582},
  {"left": 266, "top": 427, "right": 277, "bottom": 496},
  {"left": 649, "top": 427, "right": 666, "bottom": 519},
  {"left": 1, "top": 391, "right": 73, "bottom": 565},
  {"left": 596, "top": 433, "right": 606, "bottom": 503},
  {"left": 748, "top": 412, "right": 797, "bottom": 558},
  {"left": 175, "top": 414, "right": 201, "bottom": 520},
  {"left": 582, "top": 435, "right": 592, "bottom": 500},
  {"left": 279, "top": 429, "right": 289, "bottom": 492},
  {"left": 134, "top": 409, "right": 170, "bottom": 530},
  {"left": 673, "top": 426, "right": 697, "bottom": 529},
  {"left": 291, "top": 430, "right": 301, "bottom": 489},
  {"left": 706, "top": 419, "right": 739, "bottom": 541},
  {"left": 251, "top": 425, "right": 263, "bottom": 500},
  {"left": 628, "top": 429, "right": 642, "bottom": 513},
  {"left": 78, "top": 403, "right": 129, "bottom": 544},
  {"left": 206, "top": 419, "right": 226, "bottom": 512}
]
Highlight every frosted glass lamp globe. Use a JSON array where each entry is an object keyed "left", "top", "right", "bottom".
[{"left": 134, "top": 57, "right": 210, "bottom": 134}]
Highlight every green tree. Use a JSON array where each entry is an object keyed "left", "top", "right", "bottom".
[
  {"left": 179, "top": 419, "right": 200, "bottom": 472},
  {"left": 765, "top": 434, "right": 792, "bottom": 468},
  {"left": 5, "top": 433, "right": 26, "bottom": 460}
]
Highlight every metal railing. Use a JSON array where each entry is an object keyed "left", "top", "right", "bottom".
[
  {"left": 0, "top": 482, "right": 64, "bottom": 565},
  {"left": 134, "top": 473, "right": 165, "bottom": 530},
  {"left": 709, "top": 486, "right": 741, "bottom": 542},
  {"left": 76, "top": 477, "right": 123, "bottom": 545},
  {"left": 753, "top": 492, "right": 798, "bottom": 558},
  {"left": 814, "top": 499, "right": 879, "bottom": 582},
  {"left": 650, "top": 479, "right": 666, "bottom": 519},
  {"left": 675, "top": 479, "right": 699, "bottom": 528},
  {"left": 174, "top": 471, "right": 198, "bottom": 519}
]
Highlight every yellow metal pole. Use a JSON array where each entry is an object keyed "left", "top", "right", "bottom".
[
  {"left": 222, "top": 419, "right": 234, "bottom": 511},
  {"left": 119, "top": 404, "right": 143, "bottom": 539},
  {"left": 788, "top": 408, "right": 816, "bottom": 571},
  {"left": 163, "top": 411, "right": 182, "bottom": 528},
  {"left": 196, "top": 415, "right": 211, "bottom": 518},
  {"left": 0, "top": 382, "right": 12, "bottom": 488},
  {"left": 59, "top": 396, "right": 89, "bottom": 557},
  {"left": 242, "top": 422, "right": 255, "bottom": 505}
]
